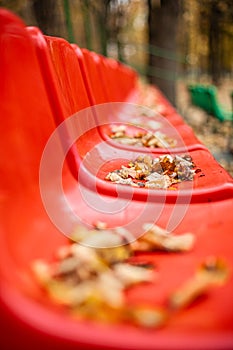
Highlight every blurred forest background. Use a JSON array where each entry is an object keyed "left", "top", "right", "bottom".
[{"left": 1, "top": 0, "right": 233, "bottom": 174}]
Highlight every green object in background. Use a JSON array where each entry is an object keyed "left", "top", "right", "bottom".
[{"left": 188, "top": 84, "right": 233, "bottom": 122}]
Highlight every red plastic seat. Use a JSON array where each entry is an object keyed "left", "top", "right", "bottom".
[
  {"left": 26, "top": 27, "right": 104, "bottom": 178},
  {"left": 75, "top": 46, "right": 139, "bottom": 104},
  {"left": 0, "top": 12, "right": 57, "bottom": 192},
  {"left": 80, "top": 48, "right": 109, "bottom": 104},
  {"left": 71, "top": 44, "right": 97, "bottom": 106},
  {"left": 43, "top": 35, "right": 91, "bottom": 117},
  {"left": 100, "top": 55, "right": 139, "bottom": 103}
]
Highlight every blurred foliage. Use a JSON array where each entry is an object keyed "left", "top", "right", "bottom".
[
  {"left": 0, "top": 0, "right": 232, "bottom": 91},
  {"left": 184, "top": 0, "right": 233, "bottom": 82}
]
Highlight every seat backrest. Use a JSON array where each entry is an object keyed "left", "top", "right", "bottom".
[
  {"left": 0, "top": 9, "right": 57, "bottom": 192},
  {"left": 45, "top": 36, "right": 91, "bottom": 116},
  {"left": 27, "top": 28, "right": 91, "bottom": 121},
  {"left": 26, "top": 27, "right": 95, "bottom": 177},
  {"left": 73, "top": 45, "right": 139, "bottom": 104},
  {"left": 80, "top": 48, "right": 109, "bottom": 104},
  {"left": 100, "top": 55, "right": 139, "bottom": 103}
]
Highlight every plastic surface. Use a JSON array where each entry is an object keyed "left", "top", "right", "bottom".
[
  {"left": 101, "top": 55, "right": 139, "bottom": 103},
  {"left": 1, "top": 8, "right": 233, "bottom": 350},
  {"left": 81, "top": 48, "right": 109, "bottom": 104}
]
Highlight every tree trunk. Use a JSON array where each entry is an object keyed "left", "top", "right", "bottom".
[
  {"left": 32, "top": 0, "right": 67, "bottom": 39},
  {"left": 96, "top": 0, "right": 111, "bottom": 56},
  {"left": 147, "top": 0, "right": 181, "bottom": 105},
  {"left": 208, "top": 1, "right": 221, "bottom": 84}
]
